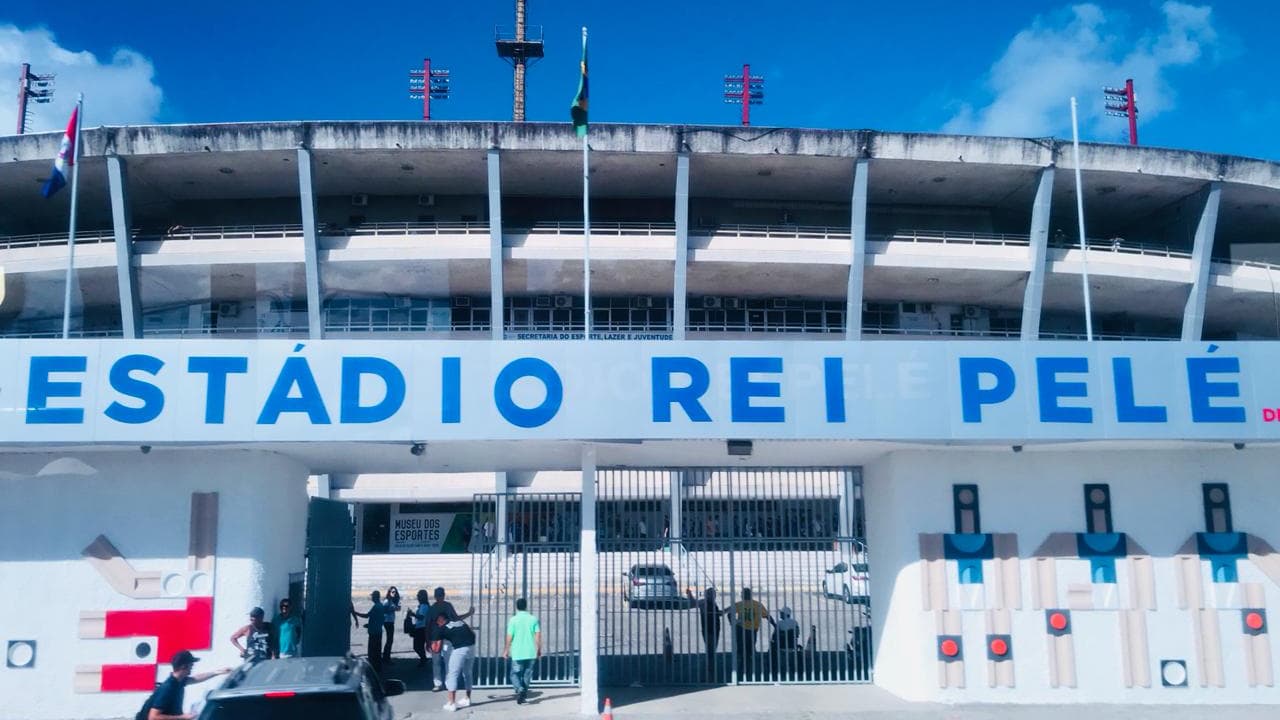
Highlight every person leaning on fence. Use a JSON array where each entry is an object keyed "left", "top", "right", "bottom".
[
  {"left": 729, "top": 587, "right": 771, "bottom": 679},
  {"left": 432, "top": 613, "right": 477, "bottom": 712},
  {"left": 769, "top": 606, "right": 801, "bottom": 678},
  {"left": 352, "top": 590, "right": 387, "bottom": 678},
  {"left": 427, "top": 587, "right": 474, "bottom": 692},
  {"left": 504, "top": 597, "right": 541, "bottom": 704},
  {"left": 686, "top": 586, "right": 723, "bottom": 678}
]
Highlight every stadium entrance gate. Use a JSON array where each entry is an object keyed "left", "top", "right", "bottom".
[
  {"left": 469, "top": 492, "right": 581, "bottom": 687},
  {"left": 598, "top": 468, "right": 872, "bottom": 687}
]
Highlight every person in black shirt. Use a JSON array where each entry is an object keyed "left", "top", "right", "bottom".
[
  {"left": 430, "top": 613, "right": 476, "bottom": 711},
  {"left": 135, "top": 650, "right": 229, "bottom": 720},
  {"left": 426, "top": 587, "right": 473, "bottom": 691},
  {"left": 686, "top": 586, "right": 724, "bottom": 681},
  {"left": 229, "top": 607, "right": 276, "bottom": 662}
]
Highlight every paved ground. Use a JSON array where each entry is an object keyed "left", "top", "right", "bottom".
[
  {"left": 353, "top": 620, "right": 1276, "bottom": 720},
  {"left": 383, "top": 681, "right": 1278, "bottom": 719}
]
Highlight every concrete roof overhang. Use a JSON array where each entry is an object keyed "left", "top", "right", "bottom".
[{"left": 3, "top": 122, "right": 1278, "bottom": 236}]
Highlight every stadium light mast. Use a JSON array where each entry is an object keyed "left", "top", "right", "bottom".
[
  {"left": 1103, "top": 79, "right": 1138, "bottom": 146},
  {"left": 408, "top": 58, "right": 451, "bottom": 121},
  {"left": 16, "top": 63, "right": 55, "bottom": 135},
  {"left": 495, "top": 0, "right": 545, "bottom": 122},
  {"left": 723, "top": 64, "right": 764, "bottom": 126}
]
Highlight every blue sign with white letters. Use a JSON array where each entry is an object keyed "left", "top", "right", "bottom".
[{"left": 0, "top": 340, "right": 1275, "bottom": 443}]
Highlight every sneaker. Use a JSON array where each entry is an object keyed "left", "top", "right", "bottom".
[
  {"left": 433, "top": 684, "right": 445, "bottom": 692},
  {"left": 517, "top": 690, "right": 527, "bottom": 704},
  {"left": 443, "top": 702, "right": 457, "bottom": 712},
  {"left": 457, "top": 697, "right": 472, "bottom": 708}
]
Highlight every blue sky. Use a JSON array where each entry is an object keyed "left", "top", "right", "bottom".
[{"left": 3, "top": 1, "right": 1279, "bottom": 159}]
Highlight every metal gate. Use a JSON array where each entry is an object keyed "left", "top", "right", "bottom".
[
  {"left": 597, "top": 468, "right": 871, "bottom": 686},
  {"left": 302, "top": 498, "right": 356, "bottom": 657},
  {"left": 469, "top": 492, "right": 580, "bottom": 687}
]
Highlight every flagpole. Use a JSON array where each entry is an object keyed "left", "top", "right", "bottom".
[
  {"left": 61, "top": 93, "right": 84, "bottom": 339},
  {"left": 1070, "top": 97, "right": 1093, "bottom": 342},
  {"left": 581, "top": 26, "right": 591, "bottom": 342}
]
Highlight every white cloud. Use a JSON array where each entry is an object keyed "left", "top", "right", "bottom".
[
  {"left": 0, "top": 25, "right": 163, "bottom": 134},
  {"left": 943, "top": 2, "right": 1217, "bottom": 139}
]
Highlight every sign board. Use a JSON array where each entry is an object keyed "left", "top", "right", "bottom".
[
  {"left": 389, "top": 510, "right": 457, "bottom": 554},
  {"left": 0, "top": 339, "right": 1276, "bottom": 443}
]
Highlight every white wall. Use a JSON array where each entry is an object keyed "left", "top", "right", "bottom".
[
  {"left": 867, "top": 447, "right": 1280, "bottom": 704},
  {"left": 0, "top": 450, "right": 308, "bottom": 720}
]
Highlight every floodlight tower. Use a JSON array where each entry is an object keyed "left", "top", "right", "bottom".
[
  {"left": 495, "top": 0, "right": 545, "bottom": 122},
  {"left": 408, "top": 58, "right": 451, "bottom": 121},
  {"left": 1103, "top": 79, "right": 1138, "bottom": 146},
  {"left": 723, "top": 64, "right": 764, "bottom": 126},
  {"left": 16, "top": 63, "right": 56, "bottom": 135}
]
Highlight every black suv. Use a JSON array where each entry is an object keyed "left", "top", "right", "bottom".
[{"left": 197, "top": 657, "right": 404, "bottom": 720}]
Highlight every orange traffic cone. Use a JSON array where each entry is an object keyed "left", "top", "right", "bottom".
[{"left": 601, "top": 697, "right": 614, "bottom": 720}]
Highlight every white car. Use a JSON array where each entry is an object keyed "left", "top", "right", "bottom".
[{"left": 820, "top": 557, "right": 870, "bottom": 605}]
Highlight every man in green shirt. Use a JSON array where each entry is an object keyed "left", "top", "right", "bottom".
[{"left": 503, "top": 598, "right": 541, "bottom": 704}]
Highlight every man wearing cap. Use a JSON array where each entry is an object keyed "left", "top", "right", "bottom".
[
  {"left": 134, "top": 650, "right": 230, "bottom": 720},
  {"left": 230, "top": 606, "right": 276, "bottom": 662}
]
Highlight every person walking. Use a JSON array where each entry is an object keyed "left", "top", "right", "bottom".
[
  {"left": 685, "top": 587, "right": 723, "bottom": 680},
  {"left": 272, "top": 599, "right": 303, "bottom": 658},
  {"left": 229, "top": 607, "right": 276, "bottom": 662},
  {"left": 432, "top": 613, "right": 477, "bottom": 712},
  {"left": 503, "top": 597, "right": 541, "bottom": 704},
  {"left": 411, "top": 588, "right": 431, "bottom": 667},
  {"left": 352, "top": 590, "right": 387, "bottom": 678},
  {"left": 382, "top": 586, "right": 402, "bottom": 663},
  {"left": 729, "top": 588, "right": 770, "bottom": 680},
  {"left": 426, "top": 587, "right": 474, "bottom": 692},
  {"left": 134, "top": 650, "right": 230, "bottom": 720}
]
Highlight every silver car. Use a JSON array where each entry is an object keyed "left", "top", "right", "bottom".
[{"left": 623, "top": 564, "right": 680, "bottom": 608}]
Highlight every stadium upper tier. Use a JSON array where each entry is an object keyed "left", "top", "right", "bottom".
[{"left": 0, "top": 121, "right": 1278, "bottom": 341}]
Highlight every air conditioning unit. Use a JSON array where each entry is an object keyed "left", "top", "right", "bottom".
[
  {"left": 772, "top": 298, "right": 789, "bottom": 309},
  {"left": 452, "top": 296, "right": 472, "bottom": 308},
  {"left": 724, "top": 298, "right": 742, "bottom": 309},
  {"left": 632, "top": 296, "right": 654, "bottom": 309},
  {"left": 416, "top": 193, "right": 436, "bottom": 207},
  {"left": 534, "top": 296, "right": 553, "bottom": 308},
  {"left": 216, "top": 301, "right": 240, "bottom": 318},
  {"left": 554, "top": 295, "right": 573, "bottom": 309},
  {"left": 963, "top": 305, "right": 981, "bottom": 319},
  {"left": 351, "top": 193, "right": 369, "bottom": 207},
  {"left": 702, "top": 296, "right": 722, "bottom": 309}
]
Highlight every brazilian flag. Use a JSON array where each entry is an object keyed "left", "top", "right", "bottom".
[{"left": 570, "top": 29, "right": 588, "bottom": 137}]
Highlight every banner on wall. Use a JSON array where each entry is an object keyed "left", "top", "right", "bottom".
[
  {"left": 389, "top": 509, "right": 468, "bottom": 554},
  {"left": 2, "top": 339, "right": 1279, "bottom": 443}
]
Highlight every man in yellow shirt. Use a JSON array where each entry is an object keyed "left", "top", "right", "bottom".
[{"left": 730, "top": 587, "right": 772, "bottom": 679}]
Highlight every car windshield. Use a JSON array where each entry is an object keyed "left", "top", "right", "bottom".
[
  {"left": 632, "top": 566, "right": 673, "bottom": 577},
  {"left": 199, "top": 693, "right": 363, "bottom": 719}
]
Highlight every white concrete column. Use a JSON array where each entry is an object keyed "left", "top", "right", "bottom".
[
  {"left": 839, "top": 469, "right": 857, "bottom": 538},
  {"left": 845, "top": 157, "right": 870, "bottom": 339},
  {"left": 579, "top": 444, "right": 599, "bottom": 715},
  {"left": 309, "top": 474, "right": 332, "bottom": 499},
  {"left": 1181, "top": 181, "right": 1222, "bottom": 342},
  {"left": 488, "top": 149, "right": 505, "bottom": 341},
  {"left": 669, "top": 471, "right": 682, "bottom": 541},
  {"left": 106, "top": 155, "right": 142, "bottom": 338},
  {"left": 1020, "top": 166, "right": 1055, "bottom": 339},
  {"left": 673, "top": 151, "right": 690, "bottom": 340},
  {"left": 297, "top": 147, "right": 324, "bottom": 339},
  {"left": 495, "top": 471, "right": 509, "bottom": 561}
]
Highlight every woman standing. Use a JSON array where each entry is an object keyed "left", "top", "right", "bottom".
[
  {"left": 382, "top": 586, "right": 402, "bottom": 663},
  {"left": 412, "top": 588, "right": 431, "bottom": 667}
]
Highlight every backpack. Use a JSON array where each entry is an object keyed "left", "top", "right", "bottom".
[{"left": 403, "top": 613, "right": 415, "bottom": 635}]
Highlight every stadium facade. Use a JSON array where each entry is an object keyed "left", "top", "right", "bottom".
[{"left": 2, "top": 121, "right": 1280, "bottom": 717}]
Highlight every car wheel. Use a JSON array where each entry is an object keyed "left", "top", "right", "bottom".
[{"left": 843, "top": 584, "right": 852, "bottom": 604}]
